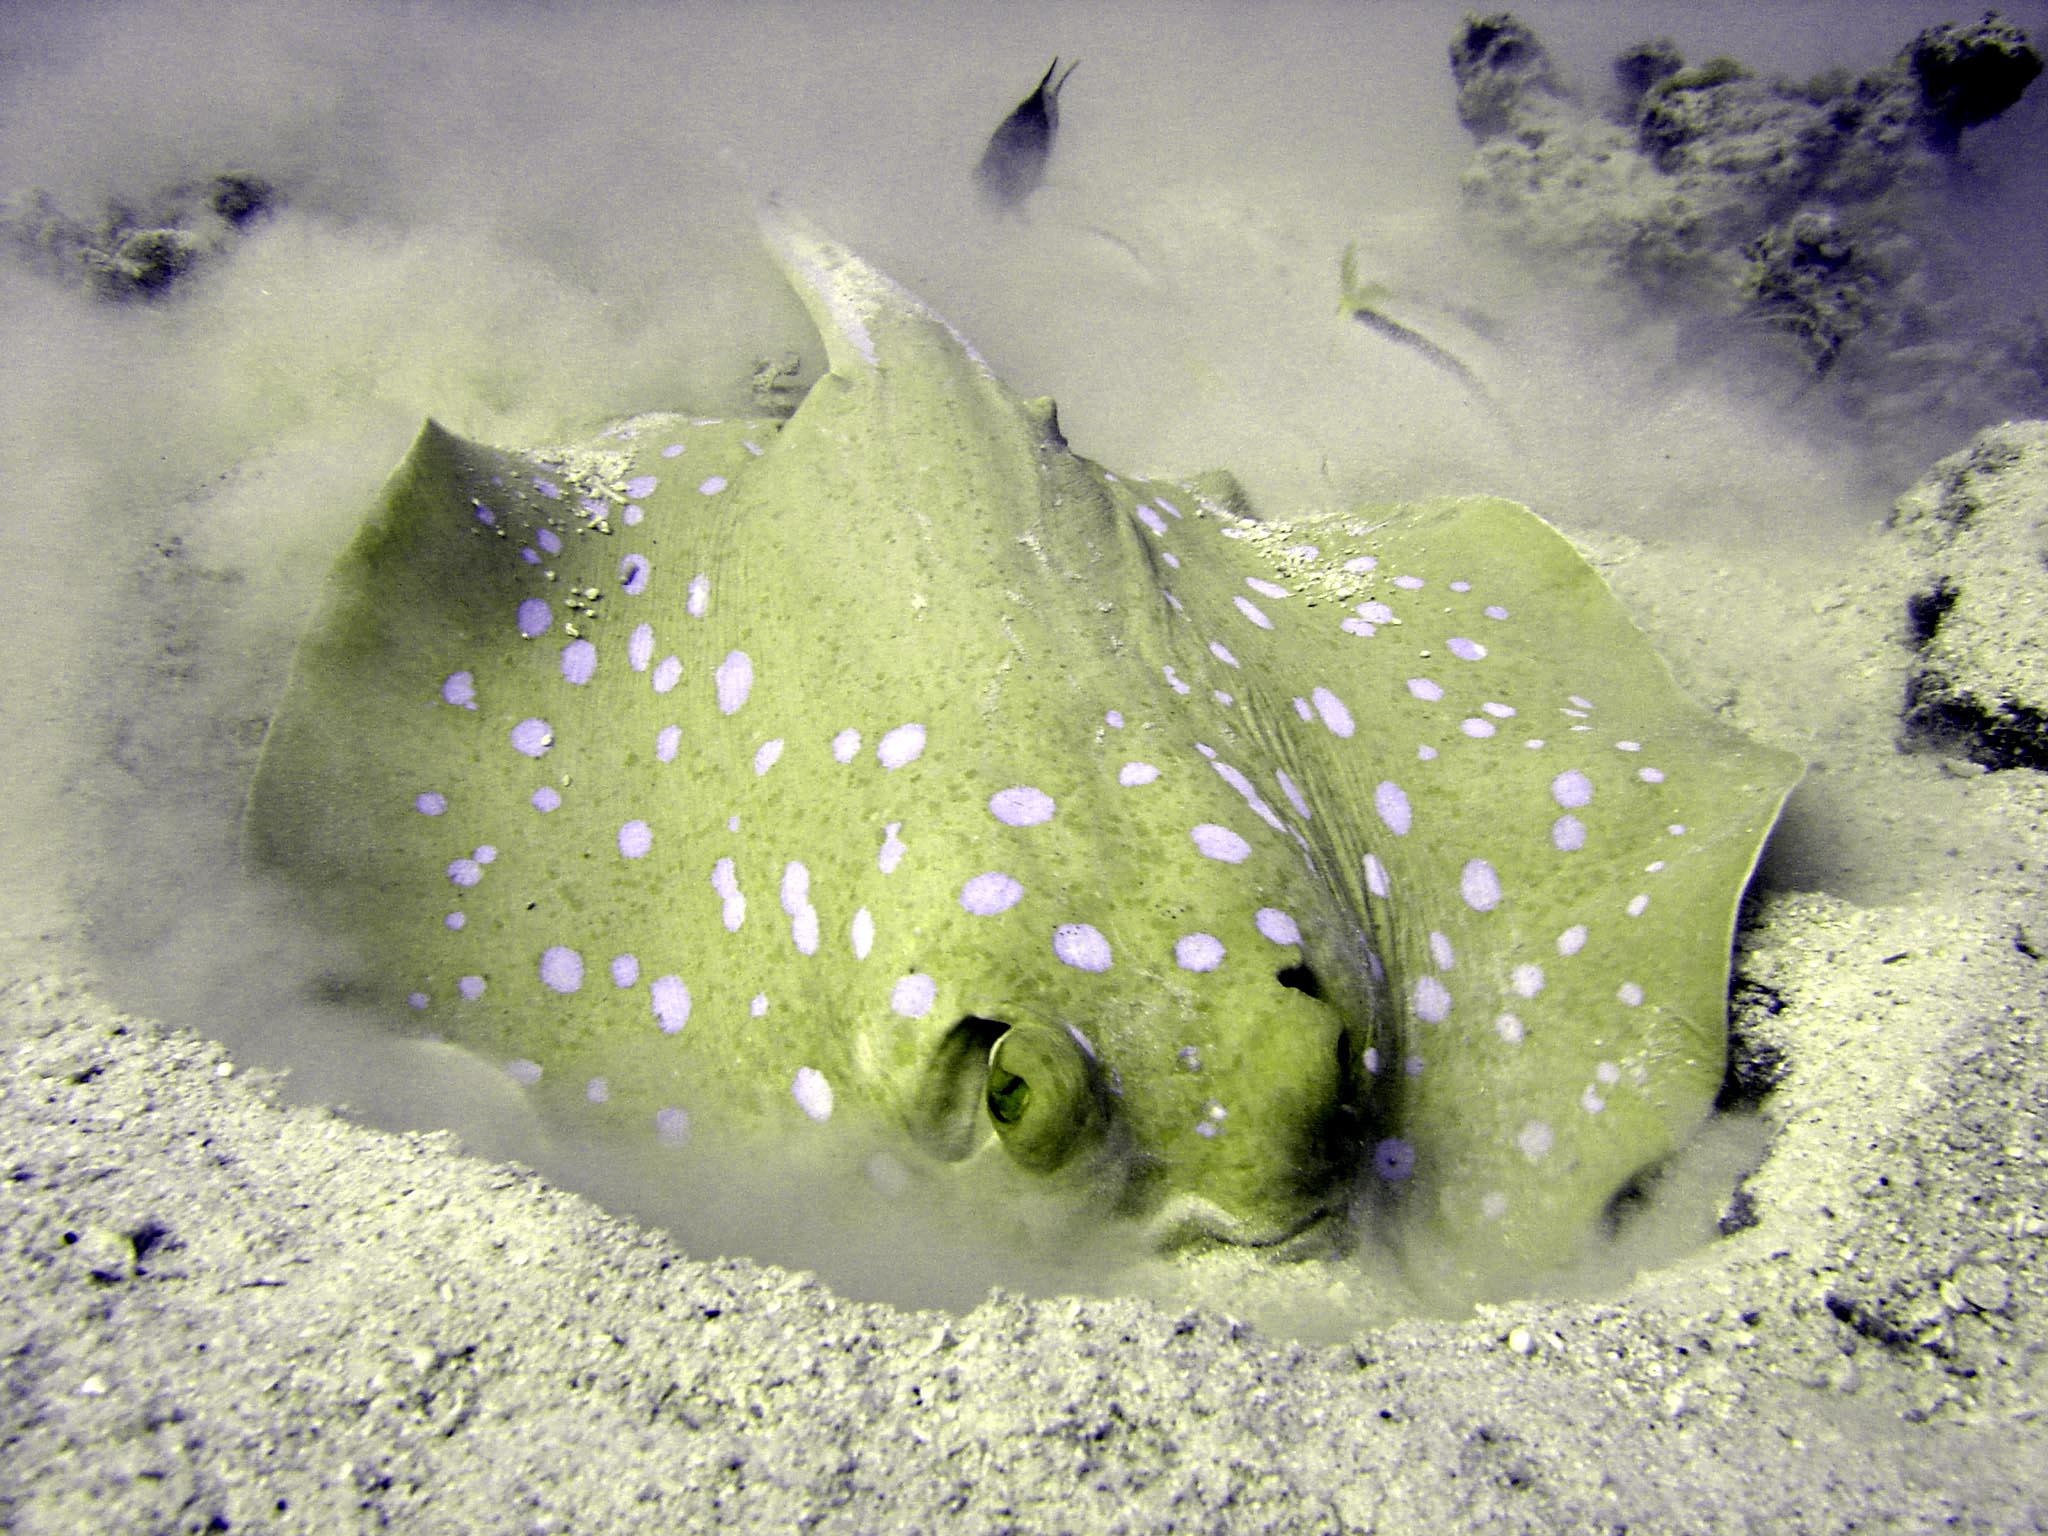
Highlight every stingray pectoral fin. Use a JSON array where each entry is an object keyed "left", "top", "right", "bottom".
[
  {"left": 247, "top": 418, "right": 494, "bottom": 891},
  {"left": 245, "top": 407, "right": 779, "bottom": 1107},
  {"left": 1222, "top": 495, "right": 1798, "bottom": 1290},
  {"left": 1370, "top": 498, "right": 1799, "bottom": 1292}
]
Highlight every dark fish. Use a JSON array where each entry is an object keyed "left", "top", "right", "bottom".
[{"left": 975, "top": 57, "right": 1079, "bottom": 208}]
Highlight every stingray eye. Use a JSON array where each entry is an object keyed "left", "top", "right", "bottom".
[
  {"left": 984, "top": 1023, "right": 1103, "bottom": 1172},
  {"left": 986, "top": 1063, "right": 1032, "bottom": 1125}
]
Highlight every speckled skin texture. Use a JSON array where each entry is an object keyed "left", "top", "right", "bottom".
[{"left": 245, "top": 215, "right": 1800, "bottom": 1293}]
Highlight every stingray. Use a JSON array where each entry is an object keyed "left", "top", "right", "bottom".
[{"left": 246, "top": 210, "right": 1800, "bottom": 1295}]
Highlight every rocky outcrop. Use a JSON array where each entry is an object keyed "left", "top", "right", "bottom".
[
  {"left": 4, "top": 171, "right": 277, "bottom": 301},
  {"left": 1890, "top": 419, "right": 2048, "bottom": 771},
  {"left": 1450, "top": 13, "right": 2045, "bottom": 445}
]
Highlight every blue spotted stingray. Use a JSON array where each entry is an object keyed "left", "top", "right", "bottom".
[{"left": 245, "top": 210, "right": 1800, "bottom": 1293}]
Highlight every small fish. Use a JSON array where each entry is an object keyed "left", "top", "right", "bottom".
[
  {"left": 1338, "top": 242, "right": 1497, "bottom": 414},
  {"left": 975, "top": 57, "right": 1080, "bottom": 208}
]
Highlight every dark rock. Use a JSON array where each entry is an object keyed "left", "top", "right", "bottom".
[
  {"left": 1716, "top": 1187, "right": 1759, "bottom": 1236},
  {"left": 1633, "top": 57, "right": 1927, "bottom": 211},
  {"left": 1613, "top": 38, "right": 1683, "bottom": 120},
  {"left": 1740, "top": 209, "right": 1887, "bottom": 374},
  {"left": 1907, "top": 14, "right": 2044, "bottom": 150},
  {"left": 208, "top": 172, "right": 276, "bottom": 226},
  {"left": 1448, "top": 13, "right": 1563, "bottom": 139},
  {"left": 1889, "top": 421, "right": 2048, "bottom": 772},
  {"left": 87, "top": 226, "right": 202, "bottom": 299},
  {"left": 1718, "top": 980, "right": 1790, "bottom": 1111},
  {"left": 4, "top": 170, "right": 280, "bottom": 301}
]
